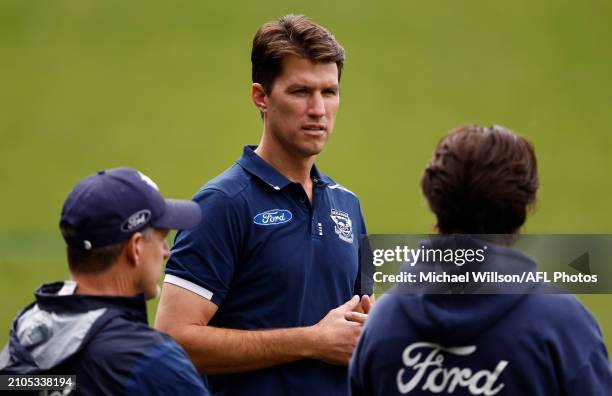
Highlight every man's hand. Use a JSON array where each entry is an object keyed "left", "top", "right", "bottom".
[
  {"left": 360, "top": 294, "right": 375, "bottom": 314},
  {"left": 308, "top": 295, "right": 364, "bottom": 365},
  {"left": 344, "top": 294, "right": 375, "bottom": 324},
  {"left": 158, "top": 286, "right": 374, "bottom": 373}
]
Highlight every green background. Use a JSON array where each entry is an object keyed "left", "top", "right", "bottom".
[{"left": 1, "top": 1, "right": 611, "bottom": 350}]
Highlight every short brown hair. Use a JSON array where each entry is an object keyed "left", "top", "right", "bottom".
[
  {"left": 61, "top": 223, "right": 154, "bottom": 274},
  {"left": 251, "top": 14, "right": 345, "bottom": 94},
  {"left": 421, "top": 125, "right": 538, "bottom": 234}
]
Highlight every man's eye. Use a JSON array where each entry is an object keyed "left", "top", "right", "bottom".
[
  {"left": 292, "top": 90, "right": 307, "bottom": 95},
  {"left": 323, "top": 90, "right": 338, "bottom": 96}
]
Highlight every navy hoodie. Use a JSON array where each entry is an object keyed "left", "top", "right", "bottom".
[
  {"left": 0, "top": 281, "right": 209, "bottom": 395},
  {"left": 350, "top": 242, "right": 612, "bottom": 395}
]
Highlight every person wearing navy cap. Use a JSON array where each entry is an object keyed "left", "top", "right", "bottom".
[
  {"left": 0, "top": 167, "right": 209, "bottom": 395},
  {"left": 155, "top": 15, "right": 373, "bottom": 396}
]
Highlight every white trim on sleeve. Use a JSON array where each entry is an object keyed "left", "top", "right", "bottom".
[
  {"left": 163, "top": 274, "right": 214, "bottom": 300},
  {"left": 328, "top": 183, "right": 357, "bottom": 197}
]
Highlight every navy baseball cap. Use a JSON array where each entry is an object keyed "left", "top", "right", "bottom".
[{"left": 60, "top": 167, "right": 201, "bottom": 250}]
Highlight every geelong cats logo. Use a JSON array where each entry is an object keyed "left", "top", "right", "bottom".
[
  {"left": 397, "top": 342, "right": 508, "bottom": 395},
  {"left": 330, "top": 209, "right": 353, "bottom": 243}
]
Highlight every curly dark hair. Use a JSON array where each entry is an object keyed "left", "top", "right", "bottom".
[{"left": 421, "top": 125, "right": 539, "bottom": 234}]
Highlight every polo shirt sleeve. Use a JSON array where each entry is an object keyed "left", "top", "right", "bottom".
[
  {"left": 354, "top": 204, "right": 374, "bottom": 296},
  {"left": 164, "top": 188, "right": 243, "bottom": 306}
]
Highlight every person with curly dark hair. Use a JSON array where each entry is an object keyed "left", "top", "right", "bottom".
[{"left": 350, "top": 125, "right": 612, "bottom": 395}]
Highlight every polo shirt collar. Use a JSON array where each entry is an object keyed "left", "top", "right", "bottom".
[{"left": 236, "top": 145, "right": 328, "bottom": 190}]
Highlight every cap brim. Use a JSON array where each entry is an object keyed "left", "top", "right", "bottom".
[{"left": 153, "top": 199, "right": 202, "bottom": 230}]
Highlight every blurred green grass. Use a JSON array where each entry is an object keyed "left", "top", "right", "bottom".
[{"left": 1, "top": 1, "right": 611, "bottom": 350}]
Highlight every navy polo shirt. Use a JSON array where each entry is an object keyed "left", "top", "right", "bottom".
[{"left": 165, "top": 145, "right": 371, "bottom": 395}]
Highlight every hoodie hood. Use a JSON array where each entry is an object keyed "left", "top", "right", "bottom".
[
  {"left": 394, "top": 236, "right": 537, "bottom": 345},
  {"left": 0, "top": 281, "right": 147, "bottom": 374}
]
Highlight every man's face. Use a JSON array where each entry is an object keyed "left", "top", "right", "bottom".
[
  {"left": 263, "top": 55, "right": 340, "bottom": 158},
  {"left": 139, "top": 228, "right": 169, "bottom": 300}
]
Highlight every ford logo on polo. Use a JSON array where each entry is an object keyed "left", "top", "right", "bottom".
[{"left": 253, "top": 209, "right": 293, "bottom": 226}]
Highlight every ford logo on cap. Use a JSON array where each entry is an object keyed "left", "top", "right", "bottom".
[
  {"left": 253, "top": 209, "right": 293, "bottom": 226},
  {"left": 121, "top": 209, "right": 152, "bottom": 232}
]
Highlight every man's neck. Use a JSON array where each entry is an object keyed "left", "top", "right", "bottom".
[
  {"left": 254, "top": 139, "right": 315, "bottom": 188},
  {"left": 71, "top": 264, "right": 137, "bottom": 297}
]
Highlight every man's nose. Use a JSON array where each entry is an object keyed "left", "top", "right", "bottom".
[{"left": 307, "top": 93, "right": 326, "bottom": 117}]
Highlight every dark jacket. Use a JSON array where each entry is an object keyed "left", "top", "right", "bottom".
[{"left": 0, "top": 281, "right": 208, "bottom": 395}]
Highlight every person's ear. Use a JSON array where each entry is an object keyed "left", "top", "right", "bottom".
[
  {"left": 251, "top": 83, "right": 268, "bottom": 113},
  {"left": 125, "top": 232, "right": 144, "bottom": 268}
]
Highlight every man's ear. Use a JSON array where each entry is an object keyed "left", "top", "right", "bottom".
[
  {"left": 251, "top": 83, "right": 268, "bottom": 113},
  {"left": 125, "top": 232, "right": 144, "bottom": 268}
]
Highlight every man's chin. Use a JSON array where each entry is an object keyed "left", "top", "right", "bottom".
[
  {"left": 296, "top": 144, "right": 325, "bottom": 158},
  {"left": 295, "top": 137, "right": 328, "bottom": 157}
]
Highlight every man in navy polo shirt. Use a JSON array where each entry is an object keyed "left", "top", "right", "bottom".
[{"left": 155, "top": 14, "right": 372, "bottom": 395}]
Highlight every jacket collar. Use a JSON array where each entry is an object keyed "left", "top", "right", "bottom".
[{"left": 34, "top": 281, "right": 148, "bottom": 324}]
